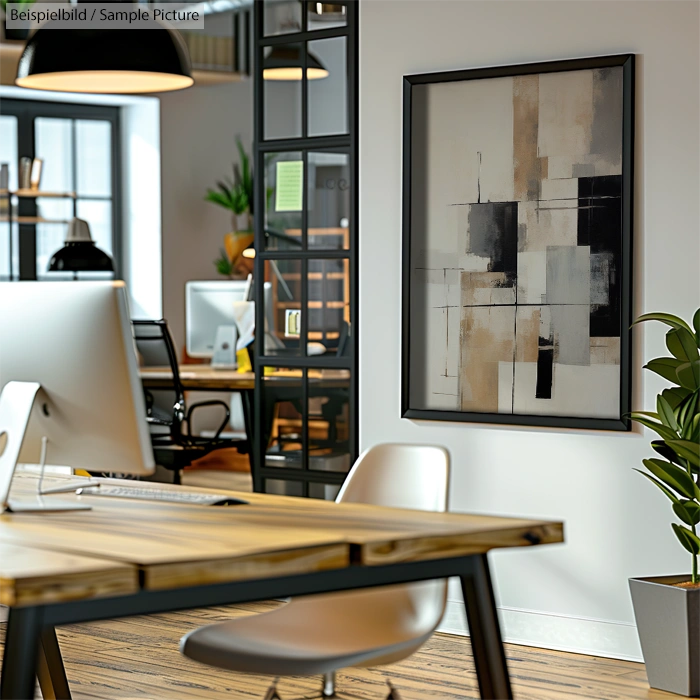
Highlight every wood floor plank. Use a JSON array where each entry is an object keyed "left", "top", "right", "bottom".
[{"left": 0, "top": 601, "right": 666, "bottom": 700}]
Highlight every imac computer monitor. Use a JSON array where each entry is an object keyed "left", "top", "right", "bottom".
[
  {"left": 0, "top": 281, "right": 155, "bottom": 503},
  {"left": 185, "top": 280, "right": 251, "bottom": 358}
]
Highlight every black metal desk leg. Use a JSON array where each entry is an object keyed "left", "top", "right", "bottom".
[
  {"left": 460, "top": 554, "right": 513, "bottom": 699},
  {"left": 1, "top": 606, "right": 42, "bottom": 700},
  {"left": 37, "top": 626, "right": 72, "bottom": 699}
]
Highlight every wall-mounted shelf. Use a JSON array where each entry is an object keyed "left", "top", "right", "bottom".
[{"left": 0, "top": 216, "right": 70, "bottom": 224}]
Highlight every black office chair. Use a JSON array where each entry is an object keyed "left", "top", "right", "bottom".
[{"left": 133, "top": 319, "right": 244, "bottom": 484}]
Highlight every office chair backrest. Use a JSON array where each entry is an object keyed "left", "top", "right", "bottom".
[
  {"left": 333, "top": 444, "right": 450, "bottom": 659},
  {"left": 336, "top": 443, "right": 449, "bottom": 512},
  {"left": 132, "top": 320, "right": 185, "bottom": 426}
]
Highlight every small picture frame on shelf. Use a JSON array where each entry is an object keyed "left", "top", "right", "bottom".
[{"left": 30, "top": 158, "right": 43, "bottom": 191}]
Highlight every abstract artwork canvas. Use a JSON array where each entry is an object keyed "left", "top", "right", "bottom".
[{"left": 402, "top": 55, "right": 634, "bottom": 430}]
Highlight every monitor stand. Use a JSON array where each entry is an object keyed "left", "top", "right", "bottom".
[
  {"left": 0, "top": 381, "right": 92, "bottom": 514},
  {"left": 210, "top": 324, "right": 239, "bottom": 370}
]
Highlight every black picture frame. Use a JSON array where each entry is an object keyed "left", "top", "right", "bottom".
[{"left": 401, "top": 54, "right": 634, "bottom": 431}]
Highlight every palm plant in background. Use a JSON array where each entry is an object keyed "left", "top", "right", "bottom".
[
  {"left": 630, "top": 309, "right": 700, "bottom": 584},
  {"left": 206, "top": 138, "right": 255, "bottom": 278}
]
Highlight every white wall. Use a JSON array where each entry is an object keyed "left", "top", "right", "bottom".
[
  {"left": 360, "top": 0, "right": 699, "bottom": 660},
  {"left": 159, "top": 78, "right": 253, "bottom": 352}
]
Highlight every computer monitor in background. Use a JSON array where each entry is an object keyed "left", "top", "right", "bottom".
[
  {"left": 185, "top": 280, "right": 251, "bottom": 358},
  {"left": 0, "top": 281, "right": 155, "bottom": 512}
]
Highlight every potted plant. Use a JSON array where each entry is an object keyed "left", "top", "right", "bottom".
[
  {"left": 1, "top": 0, "right": 34, "bottom": 40},
  {"left": 629, "top": 308, "right": 700, "bottom": 697},
  {"left": 205, "top": 138, "right": 255, "bottom": 279}
]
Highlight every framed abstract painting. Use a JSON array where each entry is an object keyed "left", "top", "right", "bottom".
[{"left": 401, "top": 54, "right": 634, "bottom": 430}]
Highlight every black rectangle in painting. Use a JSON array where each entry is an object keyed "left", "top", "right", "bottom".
[
  {"left": 577, "top": 175, "right": 622, "bottom": 337},
  {"left": 466, "top": 202, "right": 518, "bottom": 278},
  {"left": 535, "top": 348, "right": 554, "bottom": 399}
]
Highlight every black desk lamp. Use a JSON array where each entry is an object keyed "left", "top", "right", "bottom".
[{"left": 48, "top": 217, "right": 114, "bottom": 279}]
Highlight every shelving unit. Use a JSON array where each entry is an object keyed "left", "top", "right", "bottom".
[
  {"left": 0, "top": 190, "right": 76, "bottom": 281},
  {"left": 268, "top": 227, "right": 351, "bottom": 345}
]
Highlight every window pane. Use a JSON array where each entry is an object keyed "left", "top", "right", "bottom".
[
  {"left": 36, "top": 220, "right": 68, "bottom": 278},
  {"left": 0, "top": 223, "right": 16, "bottom": 280},
  {"left": 263, "top": 0, "right": 302, "bottom": 36},
  {"left": 308, "top": 37, "right": 347, "bottom": 137},
  {"left": 0, "top": 115, "right": 18, "bottom": 191},
  {"left": 308, "top": 152, "right": 349, "bottom": 250},
  {"left": 76, "top": 120, "right": 112, "bottom": 197},
  {"left": 35, "top": 118, "right": 73, "bottom": 193},
  {"left": 76, "top": 199, "right": 113, "bottom": 255},
  {"left": 308, "top": 366, "right": 351, "bottom": 500},
  {"left": 307, "top": 258, "right": 348, "bottom": 350},
  {"left": 307, "top": 2, "right": 347, "bottom": 30},
  {"left": 263, "top": 258, "right": 303, "bottom": 356},
  {"left": 264, "top": 45, "right": 302, "bottom": 140},
  {"left": 264, "top": 151, "right": 303, "bottom": 250},
  {"left": 262, "top": 366, "right": 305, "bottom": 485}
]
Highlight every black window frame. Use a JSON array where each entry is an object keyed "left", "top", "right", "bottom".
[{"left": 0, "top": 98, "right": 122, "bottom": 281}]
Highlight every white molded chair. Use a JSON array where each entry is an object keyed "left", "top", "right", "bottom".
[{"left": 180, "top": 443, "right": 450, "bottom": 699}]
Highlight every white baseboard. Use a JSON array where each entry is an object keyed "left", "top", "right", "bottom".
[{"left": 439, "top": 600, "right": 643, "bottom": 663}]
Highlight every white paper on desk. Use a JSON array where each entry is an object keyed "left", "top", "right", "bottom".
[{"left": 233, "top": 301, "right": 255, "bottom": 350}]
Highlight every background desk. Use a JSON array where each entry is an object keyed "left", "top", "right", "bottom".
[
  {"left": 140, "top": 368, "right": 352, "bottom": 491},
  {"left": 0, "top": 472, "right": 564, "bottom": 699}
]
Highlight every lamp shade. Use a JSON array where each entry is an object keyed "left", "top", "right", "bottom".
[
  {"left": 263, "top": 46, "right": 328, "bottom": 81},
  {"left": 16, "top": 26, "right": 193, "bottom": 93},
  {"left": 48, "top": 218, "right": 114, "bottom": 273}
]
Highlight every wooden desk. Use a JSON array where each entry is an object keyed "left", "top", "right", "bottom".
[
  {"left": 139, "top": 367, "right": 352, "bottom": 491},
  {"left": 139, "top": 366, "right": 350, "bottom": 392},
  {"left": 0, "top": 471, "right": 564, "bottom": 700}
]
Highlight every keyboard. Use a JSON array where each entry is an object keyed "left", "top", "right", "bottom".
[{"left": 79, "top": 485, "right": 248, "bottom": 507}]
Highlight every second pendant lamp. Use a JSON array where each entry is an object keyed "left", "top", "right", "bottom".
[{"left": 263, "top": 45, "right": 329, "bottom": 81}]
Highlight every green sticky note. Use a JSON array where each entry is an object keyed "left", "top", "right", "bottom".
[{"left": 275, "top": 161, "right": 303, "bottom": 212}]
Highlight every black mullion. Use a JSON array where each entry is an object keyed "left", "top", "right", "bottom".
[
  {"left": 347, "top": 0, "right": 359, "bottom": 462},
  {"left": 252, "top": 0, "right": 266, "bottom": 493},
  {"left": 259, "top": 249, "right": 349, "bottom": 261},
  {"left": 17, "top": 110, "right": 36, "bottom": 280},
  {"left": 259, "top": 136, "right": 350, "bottom": 152},
  {"left": 301, "top": 367, "right": 309, "bottom": 496},
  {"left": 260, "top": 25, "right": 347, "bottom": 46},
  {"left": 255, "top": 356, "right": 351, "bottom": 369}
]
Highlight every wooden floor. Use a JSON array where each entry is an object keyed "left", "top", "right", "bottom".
[{"left": 0, "top": 601, "right": 671, "bottom": 700}]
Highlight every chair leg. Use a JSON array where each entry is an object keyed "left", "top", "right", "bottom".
[
  {"left": 322, "top": 671, "right": 336, "bottom": 697},
  {"left": 263, "top": 677, "right": 281, "bottom": 700},
  {"left": 173, "top": 468, "right": 181, "bottom": 485},
  {"left": 385, "top": 680, "right": 402, "bottom": 700}
]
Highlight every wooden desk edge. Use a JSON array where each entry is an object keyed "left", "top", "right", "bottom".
[{"left": 360, "top": 521, "right": 564, "bottom": 566}]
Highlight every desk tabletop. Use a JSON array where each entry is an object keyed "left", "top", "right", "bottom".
[
  {"left": 0, "top": 471, "right": 563, "bottom": 607},
  {"left": 139, "top": 366, "right": 351, "bottom": 391}
]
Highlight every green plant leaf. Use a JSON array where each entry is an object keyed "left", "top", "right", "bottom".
[
  {"left": 672, "top": 523, "right": 700, "bottom": 555},
  {"left": 676, "top": 391, "right": 698, "bottom": 428},
  {"left": 644, "top": 357, "right": 683, "bottom": 384},
  {"left": 656, "top": 395, "right": 678, "bottom": 431},
  {"left": 635, "top": 469, "right": 680, "bottom": 504},
  {"left": 676, "top": 361, "right": 700, "bottom": 391},
  {"left": 629, "top": 414, "right": 679, "bottom": 442},
  {"left": 674, "top": 500, "right": 700, "bottom": 526},
  {"left": 667, "top": 439, "right": 700, "bottom": 468},
  {"left": 666, "top": 328, "right": 700, "bottom": 362},
  {"left": 651, "top": 440, "right": 686, "bottom": 466},
  {"left": 642, "top": 458, "right": 700, "bottom": 500},
  {"left": 693, "top": 308, "right": 700, "bottom": 343},
  {"left": 662, "top": 387, "right": 691, "bottom": 411},
  {"left": 632, "top": 313, "right": 693, "bottom": 333}
]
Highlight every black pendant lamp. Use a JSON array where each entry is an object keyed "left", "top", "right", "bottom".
[
  {"left": 263, "top": 46, "right": 328, "bottom": 81},
  {"left": 48, "top": 218, "right": 114, "bottom": 276},
  {"left": 16, "top": 13, "right": 193, "bottom": 94}
]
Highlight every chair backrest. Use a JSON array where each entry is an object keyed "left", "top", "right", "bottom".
[
  {"left": 331, "top": 444, "right": 450, "bottom": 651},
  {"left": 336, "top": 443, "right": 449, "bottom": 512},
  {"left": 132, "top": 320, "right": 185, "bottom": 427}
]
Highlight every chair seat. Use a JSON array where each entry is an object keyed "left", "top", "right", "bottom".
[{"left": 180, "top": 583, "right": 444, "bottom": 677}]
